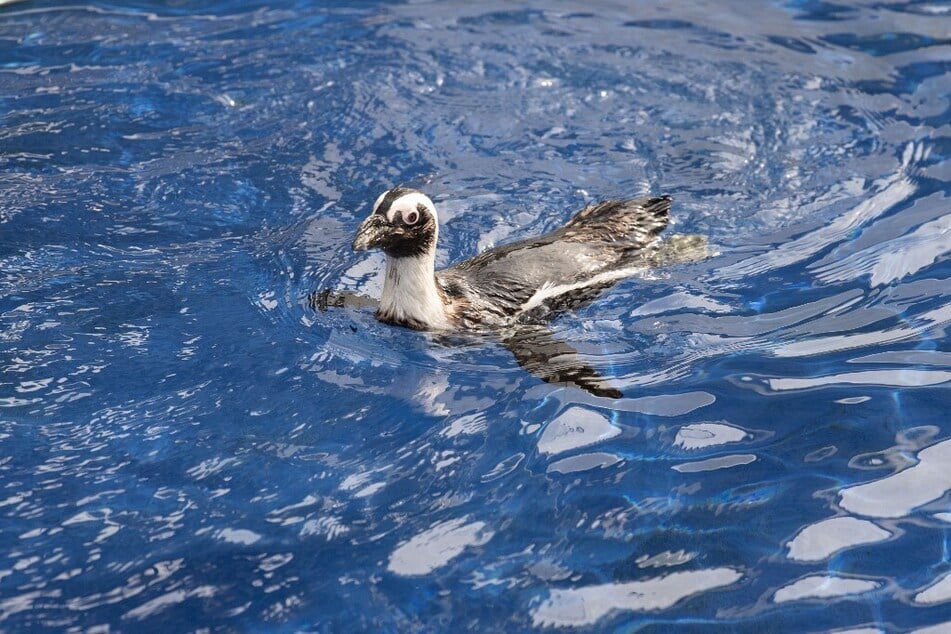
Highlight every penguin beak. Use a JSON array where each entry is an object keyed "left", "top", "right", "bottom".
[{"left": 352, "top": 215, "right": 386, "bottom": 251}]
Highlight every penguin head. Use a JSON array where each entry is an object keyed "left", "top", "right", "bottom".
[{"left": 352, "top": 187, "right": 439, "bottom": 258}]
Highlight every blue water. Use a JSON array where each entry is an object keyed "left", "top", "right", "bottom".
[{"left": 2, "top": 0, "right": 950, "bottom": 630}]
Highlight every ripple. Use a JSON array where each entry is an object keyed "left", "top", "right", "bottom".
[
  {"left": 531, "top": 567, "right": 743, "bottom": 627},
  {"left": 536, "top": 407, "right": 620, "bottom": 456},
  {"left": 387, "top": 517, "right": 494, "bottom": 577},
  {"left": 764, "top": 369, "right": 951, "bottom": 392},
  {"left": 772, "top": 575, "right": 881, "bottom": 604},
  {"left": 716, "top": 150, "right": 919, "bottom": 279},
  {"left": 2, "top": 0, "right": 950, "bottom": 631},
  {"left": 674, "top": 422, "right": 750, "bottom": 450},
  {"left": 785, "top": 516, "right": 892, "bottom": 562},
  {"left": 914, "top": 571, "right": 951, "bottom": 606},
  {"left": 839, "top": 438, "right": 951, "bottom": 519},
  {"left": 547, "top": 452, "right": 621, "bottom": 474},
  {"left": 673, "top": 453, "right": 757, "bottom": 473}
]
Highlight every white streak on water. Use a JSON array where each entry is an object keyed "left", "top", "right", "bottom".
[
  {"left": 673, "top": 454, "right": 756, "bottom": 473},
  {"left": 531, "top": 567, "right": 742, "bottom": 628},
  {"left": 914, "top": 571, "right": 951, "bottom": 606},
  {"left": 839, "top": 439, "right": 951, "bottom": 519},
  {"left": 772, "top": 575, "right": 880, "bottom": 604},
  {"left": 716, "top": 164, "right": 916, "bottom": 279},
  {"left": 812, "top": 211, "right": 951, "bottom": 287},
  {"left": 537, "top": 407, "right": 620, "bottom": 456},
  {"left": 674, "top": 422, "right": 749, "bottom": 450},
  {"left": 786, "top": 517, "right": 891, "bottom": 562},
  {"left": 387, "top": 517, "right": 493, "bottom": 577},
  {"left": 767, "top": 370, "right": 951, "bottom": 391}
]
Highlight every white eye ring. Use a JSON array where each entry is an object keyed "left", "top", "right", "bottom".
[{"left": 402, "top": 208, "right": 420, "bottom": 225}]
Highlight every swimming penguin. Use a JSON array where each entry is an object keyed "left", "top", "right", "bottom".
[
  {"left": 352, "top": 187, "right": 676, "bottom": 328},
  {"left": 319, "top": 187, "right": 709, "bottom": 397}
]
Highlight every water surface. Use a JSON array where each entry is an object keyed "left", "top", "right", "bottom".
[{"left": 1, "top": 0, "right": 950, "bottom": 631}]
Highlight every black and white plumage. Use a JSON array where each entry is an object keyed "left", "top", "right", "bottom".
[
  {"left": 338, "top": 186, "right": 706, "bottom": 397},
  {"left": 351, "top": 187, "right": 671, "bottom": 332}
]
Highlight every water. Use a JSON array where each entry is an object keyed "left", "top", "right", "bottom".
[{"left": 1, "top": 0, "right": 949, "bottom": 630}]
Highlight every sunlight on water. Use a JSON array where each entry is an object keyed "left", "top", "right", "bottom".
[{"left": 0, "top": 0, "right": 949, "bottom": 630}]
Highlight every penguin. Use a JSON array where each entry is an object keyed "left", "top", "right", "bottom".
[
  {"left": 350, "top": 187, "right": 674, "bottom": 333},
  {"left": 311, "top": 186, "right": 710, "bottom": 398}
]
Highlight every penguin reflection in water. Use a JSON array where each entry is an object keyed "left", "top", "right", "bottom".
[{"left": 313, "top": 187, "right": 711, "bottom": 398}]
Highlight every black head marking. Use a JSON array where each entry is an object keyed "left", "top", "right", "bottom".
[
  {"left": 363, "top": 188, "right": 438, "bottom": 259},
  {"left": 374, "top": 186, "right": 418, "bottom": 217},
  {"left": 383, "top": 213, "right": 436, "bottom": 258}
]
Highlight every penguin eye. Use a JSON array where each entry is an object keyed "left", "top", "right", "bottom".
[{"left": 402, "top": 209, "right": 420, "bottom": 225}]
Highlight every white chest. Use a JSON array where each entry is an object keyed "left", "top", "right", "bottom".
[{"left": 378, "top": 255, "right": 449, "bottom": 330}]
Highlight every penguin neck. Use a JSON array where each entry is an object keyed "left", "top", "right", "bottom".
[{"left": 378, "top": 249, "right": 449, "bottom": 331}]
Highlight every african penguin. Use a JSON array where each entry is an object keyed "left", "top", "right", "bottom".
[{"left": 351, "top": 186, "right": 674, "bottom": 332}]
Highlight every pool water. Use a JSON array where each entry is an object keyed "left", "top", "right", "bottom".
[{"left": 2, "top": 0, "right": 950, "bottom": 631}]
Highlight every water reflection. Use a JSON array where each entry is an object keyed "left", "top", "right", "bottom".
[
  {"left": 839, "top": 439, "right": 951, "bottom": 519},
  {"left": 777, "top": 435, "right": 951, "bottom": 617},
  {"left": 772, "top": 575, "right": 881, "bottom": 604},
  {"left": 531, "top": 568, "right": 743, "bottom": 627},
  {"left": 786, "top": 517, "right": 892, "bottom": 563},
  {"left": 674, "top": 422, "right": 749, "bottom": 450},
  {"left": 388, "top": 517, "right": 494, "bottom": 577},
  {"left": 716, "top": 154, "right": 918, "bottom": 280},
  {"left": 536, "top": 407, "right": 620, "bottom": 456},
  {"left": 672, "top": 453, "right": 757, "bottom": 473},
  {"left": 915, "top": 572, "right": 951, "bottom": 606},
  {"left": 2, "top": 0, "right": 950, "bottom": 630}
]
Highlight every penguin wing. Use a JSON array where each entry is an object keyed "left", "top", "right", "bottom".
[{"left": 562, "top": 196, "right": 670, "bottom": 245}]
